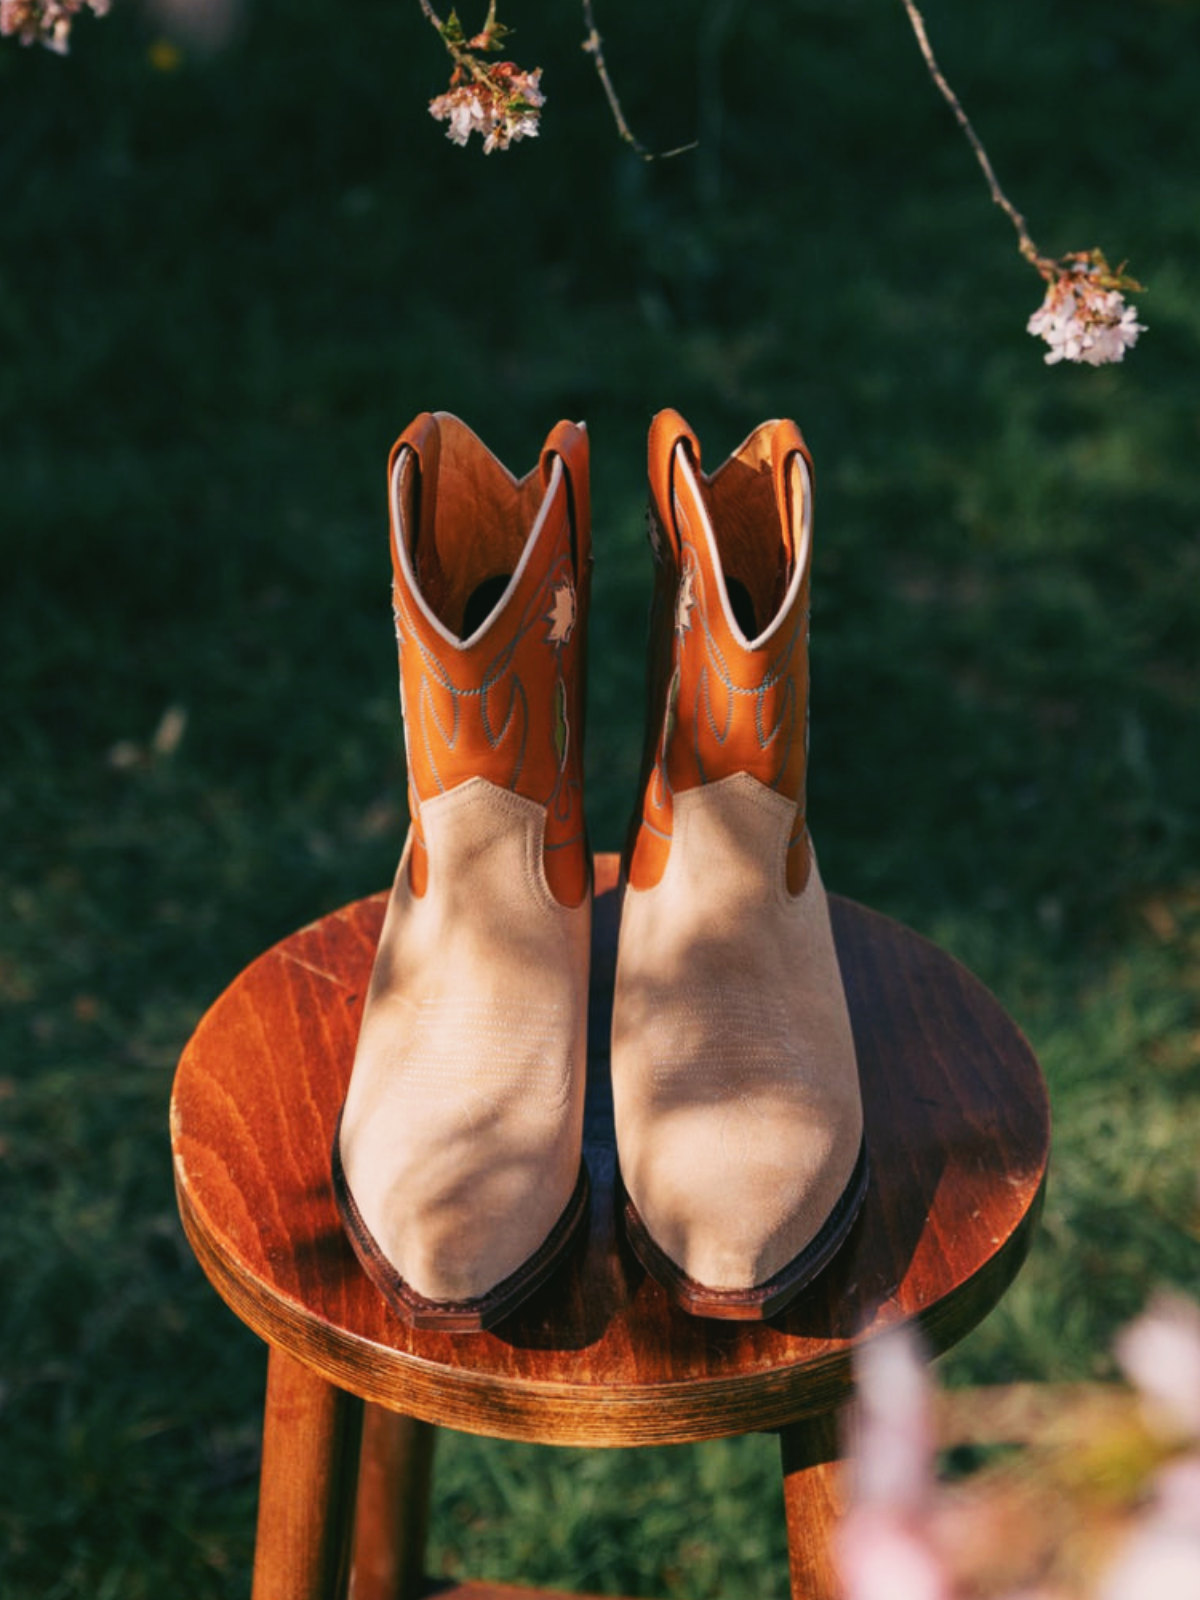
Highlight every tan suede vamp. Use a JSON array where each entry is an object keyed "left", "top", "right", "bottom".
[
  {"left": 612, "top": 772, "right": 862, "bottom": 1293},
  {"left": 339, "top": 778, "right": 590, "bottom": 1305}
]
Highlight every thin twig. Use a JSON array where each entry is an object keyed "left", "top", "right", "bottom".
[
  {"left": 581, "top": 0, "right": 696, "bottom": 161},
  {"left": 899, "top": 0, "right": 1050, "bottom": 274},
  {"left": 416, "top": 0, "right": 500, "bottom": 94}
]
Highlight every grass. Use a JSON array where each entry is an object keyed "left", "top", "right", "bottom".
[{"left": 1, "top": 0, "right": 1199, "bottom": 1593}]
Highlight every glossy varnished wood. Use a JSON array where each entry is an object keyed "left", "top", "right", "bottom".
[
  {"left": 351, "top": 1410, "right": 435, "bottom": 1600},
  {"left": 171, "top": 856, "right": 1050, "bottom": 1448},
  {"left": 780, "top": 1413, "right": 844, "bottom": 1600},
  {"left": 252, "top": 1345, "right": 362, "bottom": 1600}
]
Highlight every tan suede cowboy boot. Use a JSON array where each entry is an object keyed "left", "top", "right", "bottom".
[
  {"left": 612, "top": 408, "right": 866, "bottom": 1320},
  {"left": 334, "top": 412, "right": 592, "bottom": 1331}
]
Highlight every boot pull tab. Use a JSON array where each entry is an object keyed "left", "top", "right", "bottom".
[
  {"left": 647, "top": 409, "right": 702, "bottom": 564},
  {"left": 540, "top": 420, "right": 591, "bottom": 576},
  {"left": 770, "top": 420, "right": 814, "bottom": 581},
  {"left": 388, "top": 411, "right": 450, "bottom": 615}
]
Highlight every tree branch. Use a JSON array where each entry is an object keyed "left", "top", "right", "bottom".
[
  {"left": 581, "top": 0, "right": 695, "bottom": 161},
  {"left": 898, "top": 0, "right": 1050, "bottom": 273}
]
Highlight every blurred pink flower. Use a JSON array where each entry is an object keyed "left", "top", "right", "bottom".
[
  {"left": 837, "top": 1502, "right": 953, "bottom": 1600},
  {"left": 1115, "top": 1293, "right": 1200, "bottom": 1441},
  {"left": 834, "top": 1311, "right": 1200, "bottom": 1600},
  {"left": 837, "top": 1327, "right": 948, "bottom": 1600},
  {"left": 1098, "top": 1458, "right": 1200, "bottom": 1600},
  {"left": 847, "top": 1327, "right": 937, "bottom": 1513},
  {"left": 1158, "top": 1458, "right": 1200, "bottom": 1527},
  {"left": 1, "top": 0, "right": 108, "bottom": 53}
]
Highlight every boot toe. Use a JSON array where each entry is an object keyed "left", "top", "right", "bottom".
[
  {"left": 336, "top": 1113, "right": 589, "bottom": 1328},
  {"left": 623, "top": 1103, "right": 865, "bottom": 1308}
]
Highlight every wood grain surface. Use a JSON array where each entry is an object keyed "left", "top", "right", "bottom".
[
  {"left": 252, "top": 1344, "right": 361, "bottom": 1600},
  {"left": 171, "top": 856, "right": 1050, "bottom": 1448}
]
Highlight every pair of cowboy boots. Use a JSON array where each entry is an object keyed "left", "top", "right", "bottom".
[{"left": 333, "top": 409, "right": 867, "bottom": 1332}]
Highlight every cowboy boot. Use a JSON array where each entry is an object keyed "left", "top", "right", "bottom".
[
  {"left": 334, "top": 412, "right": 592, "bottom": 1331},
  {"left": 611, "top": 408, "right": 866, "bottom": 1320}
]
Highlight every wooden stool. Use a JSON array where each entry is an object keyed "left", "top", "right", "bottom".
[{"left": 171, "top": 856, "right": 1049, "bottom": 1600}]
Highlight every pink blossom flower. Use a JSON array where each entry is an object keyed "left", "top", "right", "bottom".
[
  {"left": 837, "top": 1502, "right": 954, "bottom": 1600},
  {"left": 1098, "top": 1458, "right": 1200, "bottom": 1600},
  {"left": 847, "top": 1327, "right": 937, "bottom": 1513},
  {"left": 1027, "top": 256, "right": 1146, "bottom": 367},
  {"left": 837, "top": 1328, "right": 948, "bottom": 1600},
  {"left": 0, "top": 0, "right": 108, "bottom": 53},
  {"left": 429, "top": 62, "right": 544, "bottom": 153},
  {"left": 428, "top": 83, "right": 489, "bottom": 147},
  {"left": 1115, "top": 1292, "right": 1200, "bottom": 1441},
  {"left": 836, "top": 1300, "right": 1200, "bottom": 1600}
]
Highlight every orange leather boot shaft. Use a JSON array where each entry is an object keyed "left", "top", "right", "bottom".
[
  {"left": 627, "top": 409, "right": 814, "bottom": 895},
  {"left": 389, "top": 413, "right": 591, "bottom": 908}
]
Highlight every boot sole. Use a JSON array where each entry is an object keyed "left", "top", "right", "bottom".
[
  {"left": 620, "top": 1138, "right": 869, "bottom": 1321},
  {"left": 332, "top": 1111, "right": 590, "bottom": 1333}
]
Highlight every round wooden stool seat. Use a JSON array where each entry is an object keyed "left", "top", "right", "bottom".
[{"left": 172, "top": 856, "right": 1049, "bottom": 1600}]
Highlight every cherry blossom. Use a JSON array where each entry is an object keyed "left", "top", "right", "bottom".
[
  {"left": 428, "top": 62, "right": 544, "bottom": 153},
  {"left": 1027, "top": 257, "right": 1146, "bottom": 367},
  {"left": 836, "top": 1328, "right": 946, "bottom": 1600},
  {"left": 1, "top": 0, "right": 108, "bottom": 53},
  {"left": 1115, "top": 1293, "right": 1200, "bottom": 1442},
  {"left": 836, "top": 1296, "right": 1200, "bottom": 1600}
]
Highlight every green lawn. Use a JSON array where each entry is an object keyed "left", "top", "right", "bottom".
[{"left": 2, "top": 0, "right": 1199, "bottom": 1594}]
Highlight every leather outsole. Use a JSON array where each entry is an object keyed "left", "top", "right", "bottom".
[
  {"left": 620, "top": 1138, "right": 869, "bottom": 1322},
  {"left": 332, "top": 1113, "right": 590, "bottom": 1334}
]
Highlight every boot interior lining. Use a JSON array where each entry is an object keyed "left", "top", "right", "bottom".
[
  {"left": 401, "top": 423, "right": 547, "bottom": 640},
  {"left": 702, "top": 453, "right": 791, "bottom": 641}
]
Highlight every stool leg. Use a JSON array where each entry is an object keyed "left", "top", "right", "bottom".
[
  {"left": 779, "top": 1411, "right": 845, "bottom": 1600},
  {"left": 350, "top": 1408, "right": 437, "bottom": 1600},
  {"left": 252, "top": 1345, "right": 364, "bottom": 1600}
]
